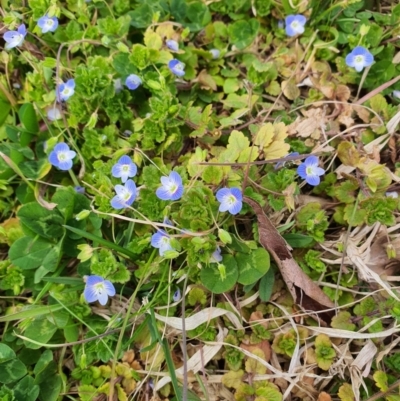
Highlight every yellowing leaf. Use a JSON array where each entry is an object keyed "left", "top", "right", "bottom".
[
  {"left": 281, "top": 79, "right": 300, "bottom": 100},
  {"left": 221, "top": 369, "right": 244, "bottom": 389},
  {"left": 373, "top": 371, "right": 388, "bottom": 391},
  {"left": 237, "top": 146, "right": 258, "bottom": 163},
  {"left": 219, "top": 130, "right": 249, "bottom": 162},
  {"left": 254, "top": 124, "right": 274, "bottom": 149},
  {"left": 254, "top": 123, "right": 290, "bottom": 160},
  {"left": 187, "top": 147, "right": 207, "bottom": 177},
  {"left": 202, "top": 164, "right": 224, "bottom": 184},
  {"left": 143, "top": 30, "right": 162, "bottom": 50},
  {"left": 337, "top": 142, "right": 360, "bottom": 167},
  {"left": 245, "top": 348, "right": 266, "bottom": 374},
  {"left": 338, "top": 383, "right": 354, "bottom": 401},
  {"left": 263, "top": 141, "right": 290, "bottom": 160}
]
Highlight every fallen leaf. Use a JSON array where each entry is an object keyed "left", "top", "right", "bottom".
[
  {"left": 318, "top": 392, "right": 332, "bottom": 401},
  {"left": 240, "top": 339, "right": 271, "bottom": 362},
  {"left": 244, "top": 196, "right": 335, "bottom": 325}
]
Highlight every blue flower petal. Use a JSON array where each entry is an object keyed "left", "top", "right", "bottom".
[
  {"left": 229, "top": 200, "right": 242, "bottom": 215},
  {"left": 110, "top": 195, "right": 126, "bottom": 209},
  {"left": 216, "top": 188, "right": 231, "bottom": 202},
  {"left": 169, "top": 171, "right": 182, "bottom": 186},
  {"left": 296, "top": 164, "right": 308, "bottom": 180},
  {"left": 156, "top": 187, "right": 172, "bottom": 201},
  {"left": 304, "top": 155, "right": 319, "bottom": 167},
  {"left": 230, "top": 187, "right": 242, "bottom": 201},
  {"left": 57, "top": 159, "right": 73, "bottom": 171},
  {"left": 97, "top": 290, "right": 109, "bottom": 306},
  {"left": 103, "top": 280, "right": 116, "bottom": 296},
  {"left": 170, "top": 185, "right": 184, "bottom": 201},
  {"left": 84, "top": 286, "right": 98, "bottom": 303},
  {"left": 306, "top": 174, "right": 321, "bottom": 186}
]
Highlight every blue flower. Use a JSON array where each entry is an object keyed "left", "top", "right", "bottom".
[
  {"left": 3, "top": 24, "right": 27, "bottom": 50},
  {"left": 48, "top": 143, "right": 77, "bottom": 170},
  {"left": 173, "top": 288, "right": 181, "bottom": 302},
  {"left": 83, "top": 275, "right": 116, "bottom": 306},
  {"left": 125, "top": 74, "right": 142, "bottom": 90},
  {"left": 151, "top": 230, "right": 174, "bottom": 256},
  {"left": 209, "top": 49, "right": 220, "bottom": 59},
  {"left": 168, "top": 59, "right": 185, "bottom": 77},
  {"left": 210, "top": 246, "right": 223, "bottom": 263},
  {"left": 111, "top": 155, "right": 137, "bottom": 183},
  {"left": 216, "top": 187, "right": 243, "bottom": 215},
  {"left": 58, "top": 79, "right": 75, "bottom": 101},
  {"left": 166, "top": 39, "right": 179, "bottom": 51},
  {"left": 47, "top": 106, "right": 62, "bottom": 121},
  {"left": 297, "top": 155, "right": 325, "bottom": 186},
  {"left": 156, "top": 171, "right": 184, "bottom": 201},
  {"left": 275, "top": 152, "right": 300, "bottom": 170},
  {"left": 345, "top": 46, "right": 374, "bottom": 72},
  {"left": 37, "top": 14, "right": 58, "bottom": 33},
  {"left": 74, "top": 186, "right": 85, "bottom": 194},
  {"left": 285, "top": 15, "right": 306, "bottom": 37},
  {"left": 110, "top": 179, "right": 137, "bottom": 209}
]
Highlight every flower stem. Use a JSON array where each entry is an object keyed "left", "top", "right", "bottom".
[{"left": 68, "top": 168, "right": 80, "bottom": 187}]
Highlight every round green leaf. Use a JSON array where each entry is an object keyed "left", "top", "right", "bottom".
[
  {"left": 0, "top": 344, "right": 16, "bottom": 364},
  {"left": 236, "top": 248, "right": 270, "bottom": 285},
  {"left": 200, "top": 255, "right": 238, "bottom": 294},
  {"left": 0, "top": 359, "right": 27, "bottom": 384}
]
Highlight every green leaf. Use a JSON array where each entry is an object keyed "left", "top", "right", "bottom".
[
  {"left": 259, "top": 268, "right": 275, "bottom": 302},
  {"left": 17, "top": 203, "right": 64, "bottom": 239},
  {"left": 236, "top": 248, "right": 270, "bottom": 285},
  {"left": 39, "top": 374, "right": 63, "bottom": 401},
  {"left": 331, "top": 311, "right": 356, "bottom": 331},
  {"left": 0, "top": 99, "right": 11, "bottom": 126},
  {"left": 282, "top": 233, "right": 314, "bottom": 248},
  {"left": 227, "top": 19, "right": 260, "bottom": 49},
  {"left": 18, "top": 104, "right": 39, "bottom": 134},
  {"left": 13, "top": 375, "right": 40, "bottom": 401},
  {"left": 9, "top": 237, "right": 54, "bottom": 270},
  {"left": 200, "top": 255, "right": 238, "bottom": 294},
  {"left": 23, "top": 318, "right": 58, "bottom": 349},
  {"left": 64, "top": 225, "right": 137, "bottom": 260},
  {"left": 34, "top": 350, "right": 57, "bottom": 385},
  {"left": 0, "top": 344, "right": 16, "bottom": 364},
  {"left": 0, "top": 359, "right": 27, "bottom": 384},
  {"left": 129, "top": 44, "right": 150, "bottom": 70},
  {"left": 185, "top": 2, "right": 211, "bottom": 32},
  {"left": 0, "top": 303, "right": 73, "bottom": 323}
]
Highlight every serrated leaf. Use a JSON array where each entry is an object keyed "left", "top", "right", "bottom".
[
  {"left": 373, "top": 370, "right": 388, "bottom": 391},
  {"left": 334, "top": 181, "right": 359, "bottom": 203},
  {"left": 281, "top": 79, "right": 300, "bottom": 100},
  {"left": 245, "top": 348, "right": 266, "bottom": 374},
  {"left": 338, "top": 383, "right": 354, "bottom": 401},
  {"left": 337, "top": 142, "right": 360, "bottom": 167},
  {"left": 221, "top": 370, "right": 244, "bottom": 389},
  {"left": 187, "top": 147, "right": 207, "bottom": 177},
  {"left": 331, "top": 311, "right": 356, "bottom": 331}
]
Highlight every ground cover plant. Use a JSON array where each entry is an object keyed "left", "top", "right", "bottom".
[{"left": 2, "top": 0, "right": 400, "bottom": 400}]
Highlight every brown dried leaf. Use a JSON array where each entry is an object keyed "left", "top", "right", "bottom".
[
  {"left": 287, "top": 108, "right": 325, "bottom": 139},
  {"left": 244, "top": 197, "right": 335, "bottom": 325},
  {"left": 335, "top": 85, "right": 351, "bottom": 101},
  {"left": 240, "top": 340, "right": 271, "bottom": 362},
  {"left": 318, "top": 392, "right": 333, "bottom": 401}
]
